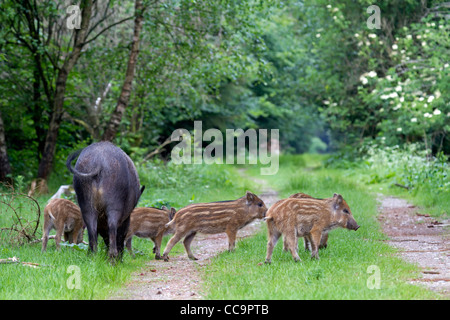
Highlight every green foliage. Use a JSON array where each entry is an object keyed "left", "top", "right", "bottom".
[
  {"left": 2, "top": 0, "right": 449, "bottom": 183},
  {"left": 326, "top": 141, "right": 449, "bottom": 217},
  {"left": 364, "top": 143, "right": 449, "bottom": 192}
]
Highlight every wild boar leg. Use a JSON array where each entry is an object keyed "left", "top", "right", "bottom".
[
  {"left": 309, "top": 229, "right": 322, "bottom": 260},
  {"left": 106, "top": 209, "right": 129, "bottom": 260},
  {"left": 150, "top": 233, "right": 163, "bottom": 260},
  {"left": 72, "top": 220, "right": 84, "bottom": 244},
  {"left": 125, "top": 236, "right": 135, "bottom": 258},
  {"left": 225, "top": 227, "right": 237, "bottom": 251},
  {"left": 107, "top": 217, "right": 119, "bottom": 259},
  {"left": 265, "top": 222, "right": 281, "bottom": 264},
  {"left": 116, "top": 215, "right": 130, "bottom": 258},
  {"left": 163, "top": 232, "right": 184, "bottom": 261},
  {"left": 82, "top": 207, "right": 99, "bottom": 253},
  {"left": 183, "top": 231, "right": 198, "bottom": 260},
  {"left": 151, "top": 238, "right": 156, "bottom": 253},
  {"left": 153, "top": 233, "right": 164, "bottom": 260},
  {"left": 319, "top": 232, "right": 328, "bottom": 249},
  {"left": 284, "top": 230, "right": 301, "bottom": 262},
  {"left": 76, "top": 227, "right": 84, "bottom": 244},
  {"left": 283, "top": 236, "right": 289, "bottom": 252},
  {"left": 41, "top": 233, "right": 49, "bottom": 252},
  {"left": 41, "top": 219, "right": 53, "bottom": 252},
  {"left": 304, "top": 236, "right": 311, "bottom": 251},
  {"left": 54, "top": 221, "right": 64, "bottom": 251}
]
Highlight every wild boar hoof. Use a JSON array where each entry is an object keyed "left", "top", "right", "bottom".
[
  {"left": 155, "top": 254, "right": 162, "bottom": 260},
  {"left": 188, "top": 256, "right": 198, "bottom": 261},
  {"left": 163, "top": 255, "right": 169, "bottom": 262},
  {"left": 264, "top": 259, "right": 271, "bottom": 265}
]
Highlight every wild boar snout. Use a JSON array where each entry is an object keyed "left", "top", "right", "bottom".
[
  {"left": 258, "top": 204, "right": 268, "bottom": 218},
  {"left": 346, "top": 217, "right": 360, "bottom": 231},
  {"left": 259, "top": 203, "right": 268, "bottom": 219}
]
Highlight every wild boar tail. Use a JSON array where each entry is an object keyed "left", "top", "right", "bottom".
[
  {"left": 165, "top": 219, "right": 175, "bottom": 229},
  {"left": 264, "top": 216, "right": 273, "bottom": 222},
  {"left": 48, "top": 210, "right": 56, "bottom": 221},
  {"left": 66, "top": 149, "right": 100, "bottom": 178}
]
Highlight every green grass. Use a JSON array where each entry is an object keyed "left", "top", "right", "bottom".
[
  {"left": 0, "top": 161, "right": 252, "bottom": 300},
  {"left": 202, "top": 154, "right": 440, "bottom": 299},
  {"left": 1, "top": 243, "right": 144, "bottom": 299}
]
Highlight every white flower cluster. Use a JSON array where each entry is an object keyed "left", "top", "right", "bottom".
[{"left": 359, "top": 71, "right": 377, "bottom": 84}]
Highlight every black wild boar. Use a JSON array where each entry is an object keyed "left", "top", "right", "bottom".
[{"left": 66, "top": 141, "right": 143, "bottom": 261}]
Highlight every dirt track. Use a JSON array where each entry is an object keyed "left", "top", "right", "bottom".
[{"left": 378, "top": 195, "right": 450, "bottom": 297}]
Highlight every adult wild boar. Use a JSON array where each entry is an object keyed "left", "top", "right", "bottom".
[{"left": 66, "top": 141, "right": 143, "bottom": 261}]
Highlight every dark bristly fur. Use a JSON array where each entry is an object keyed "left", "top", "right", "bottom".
[
  {"left": 66, "top": 141, "right": 143, "bottom": 262},
  {"left": 125, "top": 206, "right": 176, "bottom": 259},
  {"left": 42, "top": 198, "right": 84, "bottom": 252},
  {"left": 162, "top": 191, "right": 267, "bottom": 261},
  {"left": 265, "top": 193, "right": 359, "bottom": 263}
]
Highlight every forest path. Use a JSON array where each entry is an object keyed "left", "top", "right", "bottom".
[
  {"left": 110, "top": 170, "right": 278, "bottom": 300},
  {"left": 377, "top": 195, "right": 450, "bottom": 297}
]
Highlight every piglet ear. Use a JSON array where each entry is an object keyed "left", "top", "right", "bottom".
[
  {"left": 246, "top": 191, "right": 255, "bottom": 205},
  {"left": 333, "top": 193, "right": 343, "bottom": 208},
  {"left": 169, "top": 207, "right": 176, "bottom": 220},
  {"left": 161, "top": 205, "right": 168, "bottom": 210}
]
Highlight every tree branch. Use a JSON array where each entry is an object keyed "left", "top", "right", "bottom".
[
  {"left": 140, "top": 137, "right": 174, "bottom": 164},
  {"left": 83, "top": 15, "right": 135, "bottom": 46}
]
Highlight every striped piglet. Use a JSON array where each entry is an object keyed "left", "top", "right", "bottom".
[{"left": 162, "top": 191, "right": 267, "bottom": 261}]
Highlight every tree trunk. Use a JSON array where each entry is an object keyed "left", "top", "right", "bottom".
[
  {"left": 102, "top": 0, "right": 144, "bottom": 142},
  {"left": 36, "top": 0, "right": 94, "bottom": 182},
  {"left": 0, "top": 110, "right": 12, "bottom": 182}
]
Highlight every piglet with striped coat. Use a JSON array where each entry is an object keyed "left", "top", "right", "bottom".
[
  {"left": 264, "top": 193, "right": 359, "bottom": 263},
  {"left": 162, "top": 191, "right": 267, "bottom": 261}
]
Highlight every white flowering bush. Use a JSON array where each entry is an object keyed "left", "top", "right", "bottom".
[{"left": 357, "top": 15, "right": 449, "bottom": 148}]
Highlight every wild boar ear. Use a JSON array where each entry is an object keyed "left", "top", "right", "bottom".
[
  {"left": 333, "top": 193, "right": 343, "bottom": 208},
  {"left": 161, "top": 205, "right": 168, "bottom": 210},
  {"left": 169, "top": 207, "right": 176, "bottom": 220},
  {"left": 246, "top": 191, "right": 255, "bottom": 205}
]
